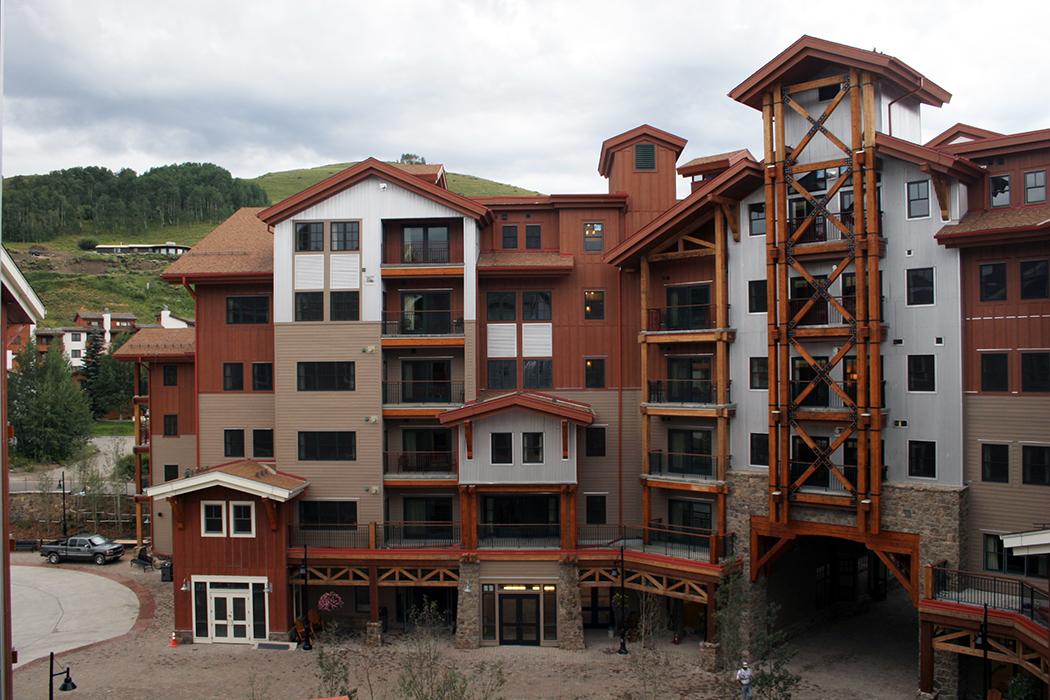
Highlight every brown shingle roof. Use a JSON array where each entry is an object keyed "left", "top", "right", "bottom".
[
  {"left": 478, "top": 251, "right": 574, "bottom": 271},
  {"left": 162, "top": 207, "right": 272, "bottom": 281},
  {"left": 207, "top": 460, "right": 307, "bottom": 492},
  {"left": 936, "top": 204, "right": 1050, "bottom": 247},
  {"left": 112, "top": 327, "right": 195, "bottom": 361},
  {"left": 676, "top": 149, "right": 755, "bottom": 178},
  {"left": 439, "top": 391, "right": 594, "bottom": 426}
]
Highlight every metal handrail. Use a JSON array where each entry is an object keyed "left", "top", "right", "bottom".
[
  {"left": 476, "top": 523, "right": 561, "bottom": 548},
  {"left": 648, "top": 450, "right": 717, "bottom": 480},
  {"left": 383, "top": 451, "right": 456, "bottom": 475},
  {"left": 647, "top": 379, "right": 721, "bottom": 404},
  {"left": 400, "top": 241, "right": 451, "bottom": 264},
  {"left": 381, "top": 521, "right": 460, "bottom": 549},
  {"left": 931, "top": 566, "right": 1049, "bottom": 629},
  {"left": 382, "top": 381, "right": 465, "bottom": 404},
  {"left": 646, "top": 304, "right": 714, "bottom": 332},
  {"left": 381, "top": 311, "right": 464, "bottom": 337}
]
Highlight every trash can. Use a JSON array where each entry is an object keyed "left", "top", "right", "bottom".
[{"left": 160, "top": 563, "right": 173, "bottom": 583}]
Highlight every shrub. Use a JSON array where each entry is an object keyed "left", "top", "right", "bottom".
[{"left": 77, "top": 238, "right": 99, "bottom": 251}]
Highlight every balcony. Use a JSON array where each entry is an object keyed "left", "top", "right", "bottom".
[
  {"left": 476, "top": 523, "right": 561, "bottom": 549},
  {"left": 402, "top": 240, "right": 450, "bottom": 265},
  {"left": 929, "top": 567, "right": 1049, "bottom": 630},
  {"left": 381, "top": 311, "right": 464, "bottom": 337},
  {"left": 648, "top": 450, "right": 717, "bottom": 482},
  {"left": 787, "top": 213, "right": 886, "bottom": 259},
  {"left": 647, "top": 379, "right": 727, "bottom": 405},
  {"left": 646, "top": 304, "right": 714, "bottom": 333},
  {"left": 383, "top": 381, "right": 465, "bottom": 405},
  {"left": 383, "top": 451, "right": 457, "bottom": 479},
  {"left": 289, "top": 521, "right": 461, "bottom": 550},
  {"left": 577, "top": 523, "right": 732, "bottom": 565}
]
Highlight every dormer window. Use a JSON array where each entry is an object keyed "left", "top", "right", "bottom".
[
  {"left": 634, "top": 144, "right": 656, "bottom": 171},
  {"left": 990, "top": 175, "right": 1011, "bottom": 207}
]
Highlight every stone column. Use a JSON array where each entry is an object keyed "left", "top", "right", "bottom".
[
  {"left": 557, "top": 562, "right": 585, "bottom": 650},
  {"left": 365, "top": 621, "right": 382, "bottom": 647},
  {"left": 454, "top": 560, "right": 481, "bottom": 649}
]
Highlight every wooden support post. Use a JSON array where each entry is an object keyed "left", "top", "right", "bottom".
[
  {"left": 368, "top": 521, "right": 377, "bottom": 549},
  {"left": 715, "top": 207, "right": 731, "bottom": 483},
  {"left": 561, "top": 420, "right": 569, "bottom": 460},
  {"left": 559, "top": 486, "right": 569, "bottom": 550},
  {"left": 459, "top": 486, "right": 470, "bottom": 548},
  {"left": 640, "top": 255, "right": 651, "bottom": 479},
  {"left": 133, "top": 361, "right": 143, "bottom": 546},
  {"left": 919, "top": 620, "right": 934, "bottom": 693},
  {"left": 862, "top": 71, "right": 883, "bottom": 533},
  {"left": 773, "top": 82, "right": 792, "bottom": 524},
  {"left": 706, "top": 583, "right": 718, "bottom": 643},
  {"left": 568, "top": 486, "right": 577, "bottom": 549},
  {"left": 763, "top": 90, "right": 781, "bottom": 522},
  {"left": 464, "top": 421, "right": 473, "bottom": 460},
  {"left": 368, "top": 566, "right": 379, "bottom": 623},
  {"left": 849, "top": 67, "right": 870, "bottom": 533},
  {"left": 641, "top": 483, "right": 650, "bottom": 532}
]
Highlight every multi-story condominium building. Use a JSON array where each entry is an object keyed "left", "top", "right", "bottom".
[{"left": 117, "top": 36, "right": 1048, "bottom": 696}]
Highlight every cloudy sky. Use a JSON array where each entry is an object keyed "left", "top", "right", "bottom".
[{"left": 4, "top": 0, "right": 1049, "bottom": 196}]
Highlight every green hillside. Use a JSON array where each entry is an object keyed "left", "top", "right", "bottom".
[{"left": 250, "top": 162, "right": 538, "bottom": 203}]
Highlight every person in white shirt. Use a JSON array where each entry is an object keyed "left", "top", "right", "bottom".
[{"left": 736, "top": 660, "right": 753, "bottom": 700}]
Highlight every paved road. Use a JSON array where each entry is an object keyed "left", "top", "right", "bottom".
[{"left": 11, "top": 565, "right": 140, "bottom": 668}]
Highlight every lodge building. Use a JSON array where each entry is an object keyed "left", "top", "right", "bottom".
[{"left": 115, "top": 36, "right": 1050, "bottom": 696}]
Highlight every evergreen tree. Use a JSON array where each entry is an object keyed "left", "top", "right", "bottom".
[
  {"left": 90, "top": 333, "right": 135, "bottom": 418},
  {"left": 80, "top": 329, "right": 105, "bottom": 413},
  {"left": 7, "top": 342, "right": 93, "bottom": 462}
]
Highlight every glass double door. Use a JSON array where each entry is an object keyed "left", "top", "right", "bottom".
[
  {"left": 499, "top": 594, "right": 540, "bottom": 646},
  {"left": 666, "top": 357, "right": 713, "bottom": 403},
  {"left": 209, "top": 587, "right": 251, "bottom": 643}
]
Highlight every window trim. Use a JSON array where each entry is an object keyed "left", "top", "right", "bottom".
[
  {"left": 252, "top": 429, "right": 274, "bottom": 460},
  {"left": 979, "top": 262, "right": 1008, "bottom": 303},
  {"left": 297, "top": 431, "right": 357, "bottom": 461},
  {"left": 979, "top": 351, "right": 1010, "bottom": 393},
  {"left": 905, "top": 179, "right": 931, "bottom": 220},
  {"left": 294, "top": 291, "right": 324, "bottom": 323},
  {"left": 229, "top": 501, "right": 256, "bottom": 538},
  {"left": 296, "top": 361, "right": 356, "bottom": 392},
  {"left": 748, "top": 203, "right": 766, "bottom": 237},
  {"left": 330, "top": 290, "right": 361, "bottom": 322},
  {"left": 584, "top": 492, "right": 608, "bottom": 525},
  {"left": 749, "top": 357, "right": 769, "bottom": 391},
  {"left": 583, "top": 222, "right": 605, "bottom": 253},
  {"left": 163, "top": 364, "right": 179, "bottom": 387},
  {"left": 224, "top": 428, "right": 246, "bottom": 458},
  {"left": 1024, "top": 169, "right": 1047, "bottom": 204},
  {"left": 747, "top": 279, "right": 768, "bottom": 314},
  {"left": 490, "top": 433, "right": 513, "bottom": 465},
  {"left": 1019, "top": 259, "right": 1049, "bottom": 301},
  {"left": 905, "top": 267, "right": 936, "bottom": 308},
  {"left": 501, "top": 224, "right": 518, "bottom": 250},
  {"left": 201, "top": 501, "right": 227, "bottom": 538},
  {"left": 750, "top": 432, "right": 769, "bottom": 468},
  {"left": 330, "top": 220, "right": 361, "bottom": 251},
  {"left": 583, "top": 290, "right": 605, "bottom": 321},
  {"left": 163, "top": 464, "right": 179, "bottom": 482},
  {"left": 584, "top": 426, "right": 607, "bottom": 458},
  {"left": 1021, "top": 351, "right": 1050, "bottom": 393},
  {"left": 223, "top": 362, "right": 244, "bottom": 392},
  {"left": 525, "top": 223, "right": 542, "bottom": 250},
  {"left": 1021, "top": 443, "right": 1050, "bottom": 486},
  {"left": 522, "top": 432, "right": 544, "bottom": 464},
  {"left": 980, "top": 443, "right": 1010, "bottom": 483},
  {"left": 906, "top": 354, "right": 937, "bottom": 394},
  {"left": 251, "top": 362, "right": 273, "bottom": 392},
  {"left": 225, "top": 296, "right": 269, "bottom": 325},
  {"left": 294, "top": 221, "right": 325, "bottom": 252},
  {"left": 584, "top": 357, "right": 606, "bottom": 389},
  {"left": 163, "top": 414, "right": 179, "bottom": 437},
  {"left": 907, "top": 439, "right": 937, "bottom": 480}
]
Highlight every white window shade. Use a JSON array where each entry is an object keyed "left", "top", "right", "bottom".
[
  {"left": 522, "top": 323, "right": 553, "bottom": 357},
  {"left": 487, "top": 323, "right": 517, "bottom": 358},
  {"left": 329, "top": 254, "right": 360, "bottom": 290},
  {"left": 294, "top": 255, "right": 324, "bottom": 290}
]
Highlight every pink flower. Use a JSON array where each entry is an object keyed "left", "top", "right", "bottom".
[{"left": 317, "top": 591, "right": 344, "bottom": 612}]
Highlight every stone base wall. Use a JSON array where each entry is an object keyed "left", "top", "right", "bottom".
[
  {"left": 454, "top": 560, "right": 480, "bottom": 649},
  {"left": 880, "top": 481, "right": 968, "bottom": 593},
  {"left": 557, "top": 563, "right": 585, "bottom": 650}
]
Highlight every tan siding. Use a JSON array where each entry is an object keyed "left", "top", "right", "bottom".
[
  {"left": 464, "top": 321, "right": 477, "bottom": 402},
  {"left": 198, "top": 394, "right": 275, "bottom": 467},
  {"left": 274, "top": 323, "right": 385, "bottom": 523},
  {"left": 963, "top": 395, "right": 1050, "bottom": 574},
  {"left": 149, "top": 435, "right": 197, "bottom": 556},
  {"left": 479, "top": 559, "right": 560, "bottom": 579}
]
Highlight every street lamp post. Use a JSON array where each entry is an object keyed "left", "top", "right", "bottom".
[
  {"left": 48, "top": 651, "right": 76, "bottom": 698},
  {"left": 59, "top": 471, "right": 68, "bottom": 537},
  {"left": 617, "top": 541, "right": 628, "bottom": 655}
]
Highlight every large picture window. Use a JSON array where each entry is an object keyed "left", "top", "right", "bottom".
[
  {"left": 298, "top": 431, "right": 356, "bottom": 461},
  {"left": 295, "top": 292, "right": 323, "bottom": 322},
  {"left": 487, "top": 360, "right": 516, "bottom": 390},
  {"left": 487, "top": 292, "right": 515, "bottom": 321},
  {"left": 226, "top": 296, "right": 269, "bottom": 324},
  {"left": 297, "top": 362, "right": 355, "bottom": 391},
  {"left": 299, "top": 501, "right": 357, "bottom": 530}
]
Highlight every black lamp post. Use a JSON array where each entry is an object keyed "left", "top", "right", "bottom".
[
  {"left": 59, "top": 471, "right": 68, "bottom": 537},
  {"left": 610, "top": 538, "right": 628, "bottom": 655},
  {"left": 48, "top": 651, "right": 76, "bottom": 697},
  {"left": 981, "top": 603, "right": 989, "bottom": 698},
  {"left": 300, "top": 544, "right": 311, "bottom": 651}
]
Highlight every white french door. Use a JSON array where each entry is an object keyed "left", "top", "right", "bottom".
[{"left": 208, "top": 589, "right": 252, "bottom": 643}]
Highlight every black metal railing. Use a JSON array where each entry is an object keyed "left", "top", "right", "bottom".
[
  {"left": 646, "top": 304, "right": 713, "bottom": 332},
  {"left": 648, "top": 450, "right": 716, "bottom": 480},
  {"left": 383, "top": 381, "right": 465, "bottom": 404},
  {"left": 931, "top": 567, "right": 1049, "bottom": 629},
  {"left": 647, "top": 379, "right": 721, "bottom": 404},
  {"left": 383, "top": 451, "right": 456, "bottom": 475},
  {"left": 577, "top": 523, "right": 729, "bottom": 564},
  {"left": 401, "top": 241, "right": 450, "bottom": 264},
  {"left": 382, "top": 521, "right": 460, "bottom": 549},
  {"left": 290, "top": 526, "right": 369, "bottom": 549},
  {"left": 477, "top": 523, "right": 561, "bottom": 549},
  {"left": 381, "top": 311, "right": 464, "bottom": 336}
]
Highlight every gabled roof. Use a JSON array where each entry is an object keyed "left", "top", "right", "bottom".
[
  {"left": 937, "top": 127, "right": 1050, "bottom": 158},
  {"left": 113, "top": 327, "right": 195, "bottom": 362},
  {"left": 935, "top": 204, "right": 1050, "bottom": 248},
  {"left": 162, "top": 207, "right": 272, "bottom": 282},
  {"left": 924, "top": 123, "right": 1004, "bottom": 149},
  {"left": 438, "top": 391, "right": 594, "bottom": 426},
  {"left": 676, "top": 149, "right": 755, "bottom": 179},
  {"left": 729, "top": 35, "right": 951, "bottom": 111},
  {"left": 604, "top": 156, "right": 764, "bottom": 266},
  {"left": 394, "top": 163, "right": 447, "bottom": 188},
  {"left": 473, "top": 194, "right": 628, "bottom": 210},
  {"left": 875, "top": 132, "right": 983, "bottom": 181},
  {"left": 145, "top": 460, "right": 308, "bottom": 502},
  {"left": 1, "top": 247, "right": 45, "bottom": 325},
  {"left": 257, "top": 158, "right": 491, "bottom": 226},
  {"left": 598, "top": 125, "right": 688, "bottom": 177}
]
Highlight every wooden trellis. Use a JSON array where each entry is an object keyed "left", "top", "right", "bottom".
[
  {"left": 290, "top": 565, "right": 458, "bottom": 587},
  {"left": 579, "top": 566, "right": 709, "bottom": 604}
]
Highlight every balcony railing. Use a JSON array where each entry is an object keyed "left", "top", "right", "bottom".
[
  {"left": 577, "top": 523, "right": 732, "bottom": 565},
  {"left": 477, "top": 523, "right": 561, "bottom": 549},
  {"left": 290, "top": 526, "right": 370, "bottom": 549},
  {"left": 382, "top": 311, "right": 464, "bottom": 337},
  {"left": 648, "top": 450, "right": 717, "bottom": 480},
  {"left": 788, "top": 295, "right": 856, "bottom": 326},
  {"left": 647, "top": 379, "right": 723, "bottom": 404},
  {"left": 930, "top": 567, "right": 1049, "bottom": 630},
  {"left": 788, "top": 461, "right": 857, "bottom": 494},
  {"left": 383, "top": 451, "right": 456, "bottom": 476},
  {"left": 646, "top": 304, "right": 714, "bottom": 332},
  {"left": 382, "top": 521, "right": 460, "bottom": 549},
  {"left": 289, "top": 522, "right": 461, "bottom": 550},
  {"left": 788, "top": 212, "right": 884, "bottom": 245},
  {"left": 383, "top": 381, "right": 465, "bottom": 405},
  {"left": 790, "top": 379, "right": 852, "bottom": 410},
  {"left": 401, "top": 241, "right": 450, "bottom": 265}
]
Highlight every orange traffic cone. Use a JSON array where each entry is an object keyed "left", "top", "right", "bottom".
[{"left": 169, "top": 632, "right": 178, "bottom": 648}]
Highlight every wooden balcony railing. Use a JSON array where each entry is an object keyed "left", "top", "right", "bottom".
[
  {"left": 382, "top": 381, "right": 465, "bottom": 405},
  {"left": 381, "top": 311, "right": 464, "bottom": 337},
  {"left": 646, "top": 304, "right": 714, "bottom": 332},
  {"left": 929, "top": 566, "right": 1049, "bottom": 630},
  {"left": 648, "top": 450, "right": 717, "bottom": 481},
  {"left": 383, "top": 451, "right": 456, "bottom": 476}
]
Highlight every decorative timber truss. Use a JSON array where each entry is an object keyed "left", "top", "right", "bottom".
[{"left": 291, "top": 564, "right": 460, "bottom": 587}]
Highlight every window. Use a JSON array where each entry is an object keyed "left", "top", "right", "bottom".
[
  {"left": 584, "top": 290, "right": 605, "bottom": 320},
  {"left": 501, "top": 224, "right": 518, "bottom": 249},
  {"left": 984, "top": 533, "right": 1003, "bottom": 572},
  {"left": 990, "top": 174, "right": 1011, "bottom": 207},
  {"left": 586, "top": 494, "right": 607, "bottom": 525},
  {"left": 223, "top": 363, "right": 244, "bottom": 391},
  {"left": 750, "top": 433, "right": 769, "bottom": 466},
  {"left": 981, "top": 353, "right": 1009, "bottom": 392},
  {"left": 253, "top": 429, "right": 274, "bottom": 459},
  {"left": 748, "top": 203, "right": 766, "bottom": 236},
  {"left": 1020, "top": 260, "right": 1049, "bottom": 299},
  {"left": 584, "top": 358, "right": 606, "bottom": 388},
  {"left": 163, "top": 414, "right": 178, "bottom": 436},
  {"left": 71, "top": 350, "right": 81, "bottom": 359},
  {"left": 585, "top": 427, "right": 606, "bottom": 457},
  {"left": 252, "top": 363, "right": 273, "bottom": 391},
  {"left": 522, "top": 433, "right": 544, "bottom": 463},
  {"left": 981, "top": 444, "right": 1009, "bottom": 483},
  {"left": 295, "top": 292, "right": 323, "bottom": 322},
  {"left": 1021, "top": 352, "right": 1050, "bottom": 392},
  {"left": 201, "top": 502, "right": 226, "bottom": 537},
  {"left": 749, "top": 357, "right": 769, "bottom": 390},
  {"left": 634, "top": 143, "right": 656, "bottom": 170},
  {"left": 163, "top": 365, "right": 178, "bottom": 386},
  {"left": 979, "top": 263, "right": 1007, "bottom": 302},
  {"left": 907, "top": 355, "right": 936, "bottom": 392},
  {"left": 298, "top": 431, "right": 356, "bottom": 461},
  {"left": 163, "top": 464, "right": 179, "bottom": 482},
  {"left": 583, "top": 222, "right": 604, "bottom": 252},
  {"left": 908, "top": 440, "right": 936, "bottom": 478},
  {"left": 297, "top": 361, "right": 355, "bottom": 391},
  {"left": 523, "top": 291, "right": 552, "bottom": 320},
  {"left": 1025, "top": 170, "right": 1047, "bottom": 203},
  {"left": 523, "top": 359, "right": 552, "bottom": 389},
  {"left": 230, "top": 502, "right": 255, "bottom": 537},
  {"left": 748, "top": 280, "right": 767, "bottom": 313},
  {"left": 295, "top": 222, "right": 324, "bottom": 251},
  {"left": 402, "top": 225, "right": 449, "bottom": 263},
  {"left": 299, "top": 501, "right": 358, "bottom": 530},
  {"left": 1023, "top": 446, "right": 1050, "bottom": 485},
  {"left": 331, "top": 291, "right": 360, "bottom": 321},
  {"left": 906, "top": 268, "right": 935, "bottom": 306},
  {"left": 71, "top": 332, "right": 82, "bottom": 342},
  {"left": 224, "top": 429, "right": 245, "bottom": 458},
  {"left": 226, "top": 296, "right": 269, "bottom": 324},
  {"left": 487, "top": 292, "right": 515, "bottom": 321},
  {"left": 906, "top": 180, "right": 930, "bottom": 219},
  {"left": 331, "top": 221, "right": 359, "bottom": 251},
  {"left": 525, "top": 224, "right": 541, "bottom": 249},
  {"left": 491, "top": 433, "right": 512, "bottom": 464},
  {"left": 487, "top": 359, "right": 516, "bottom": 390}
]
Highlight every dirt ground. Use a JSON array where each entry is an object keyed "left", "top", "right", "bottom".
[{"left": 11, "top": 552, "right": 918, "bottom": 699}]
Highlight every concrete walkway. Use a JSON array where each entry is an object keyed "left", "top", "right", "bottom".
[{"left": 11, "top": 565, "right": 140, "bottom": 668}]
